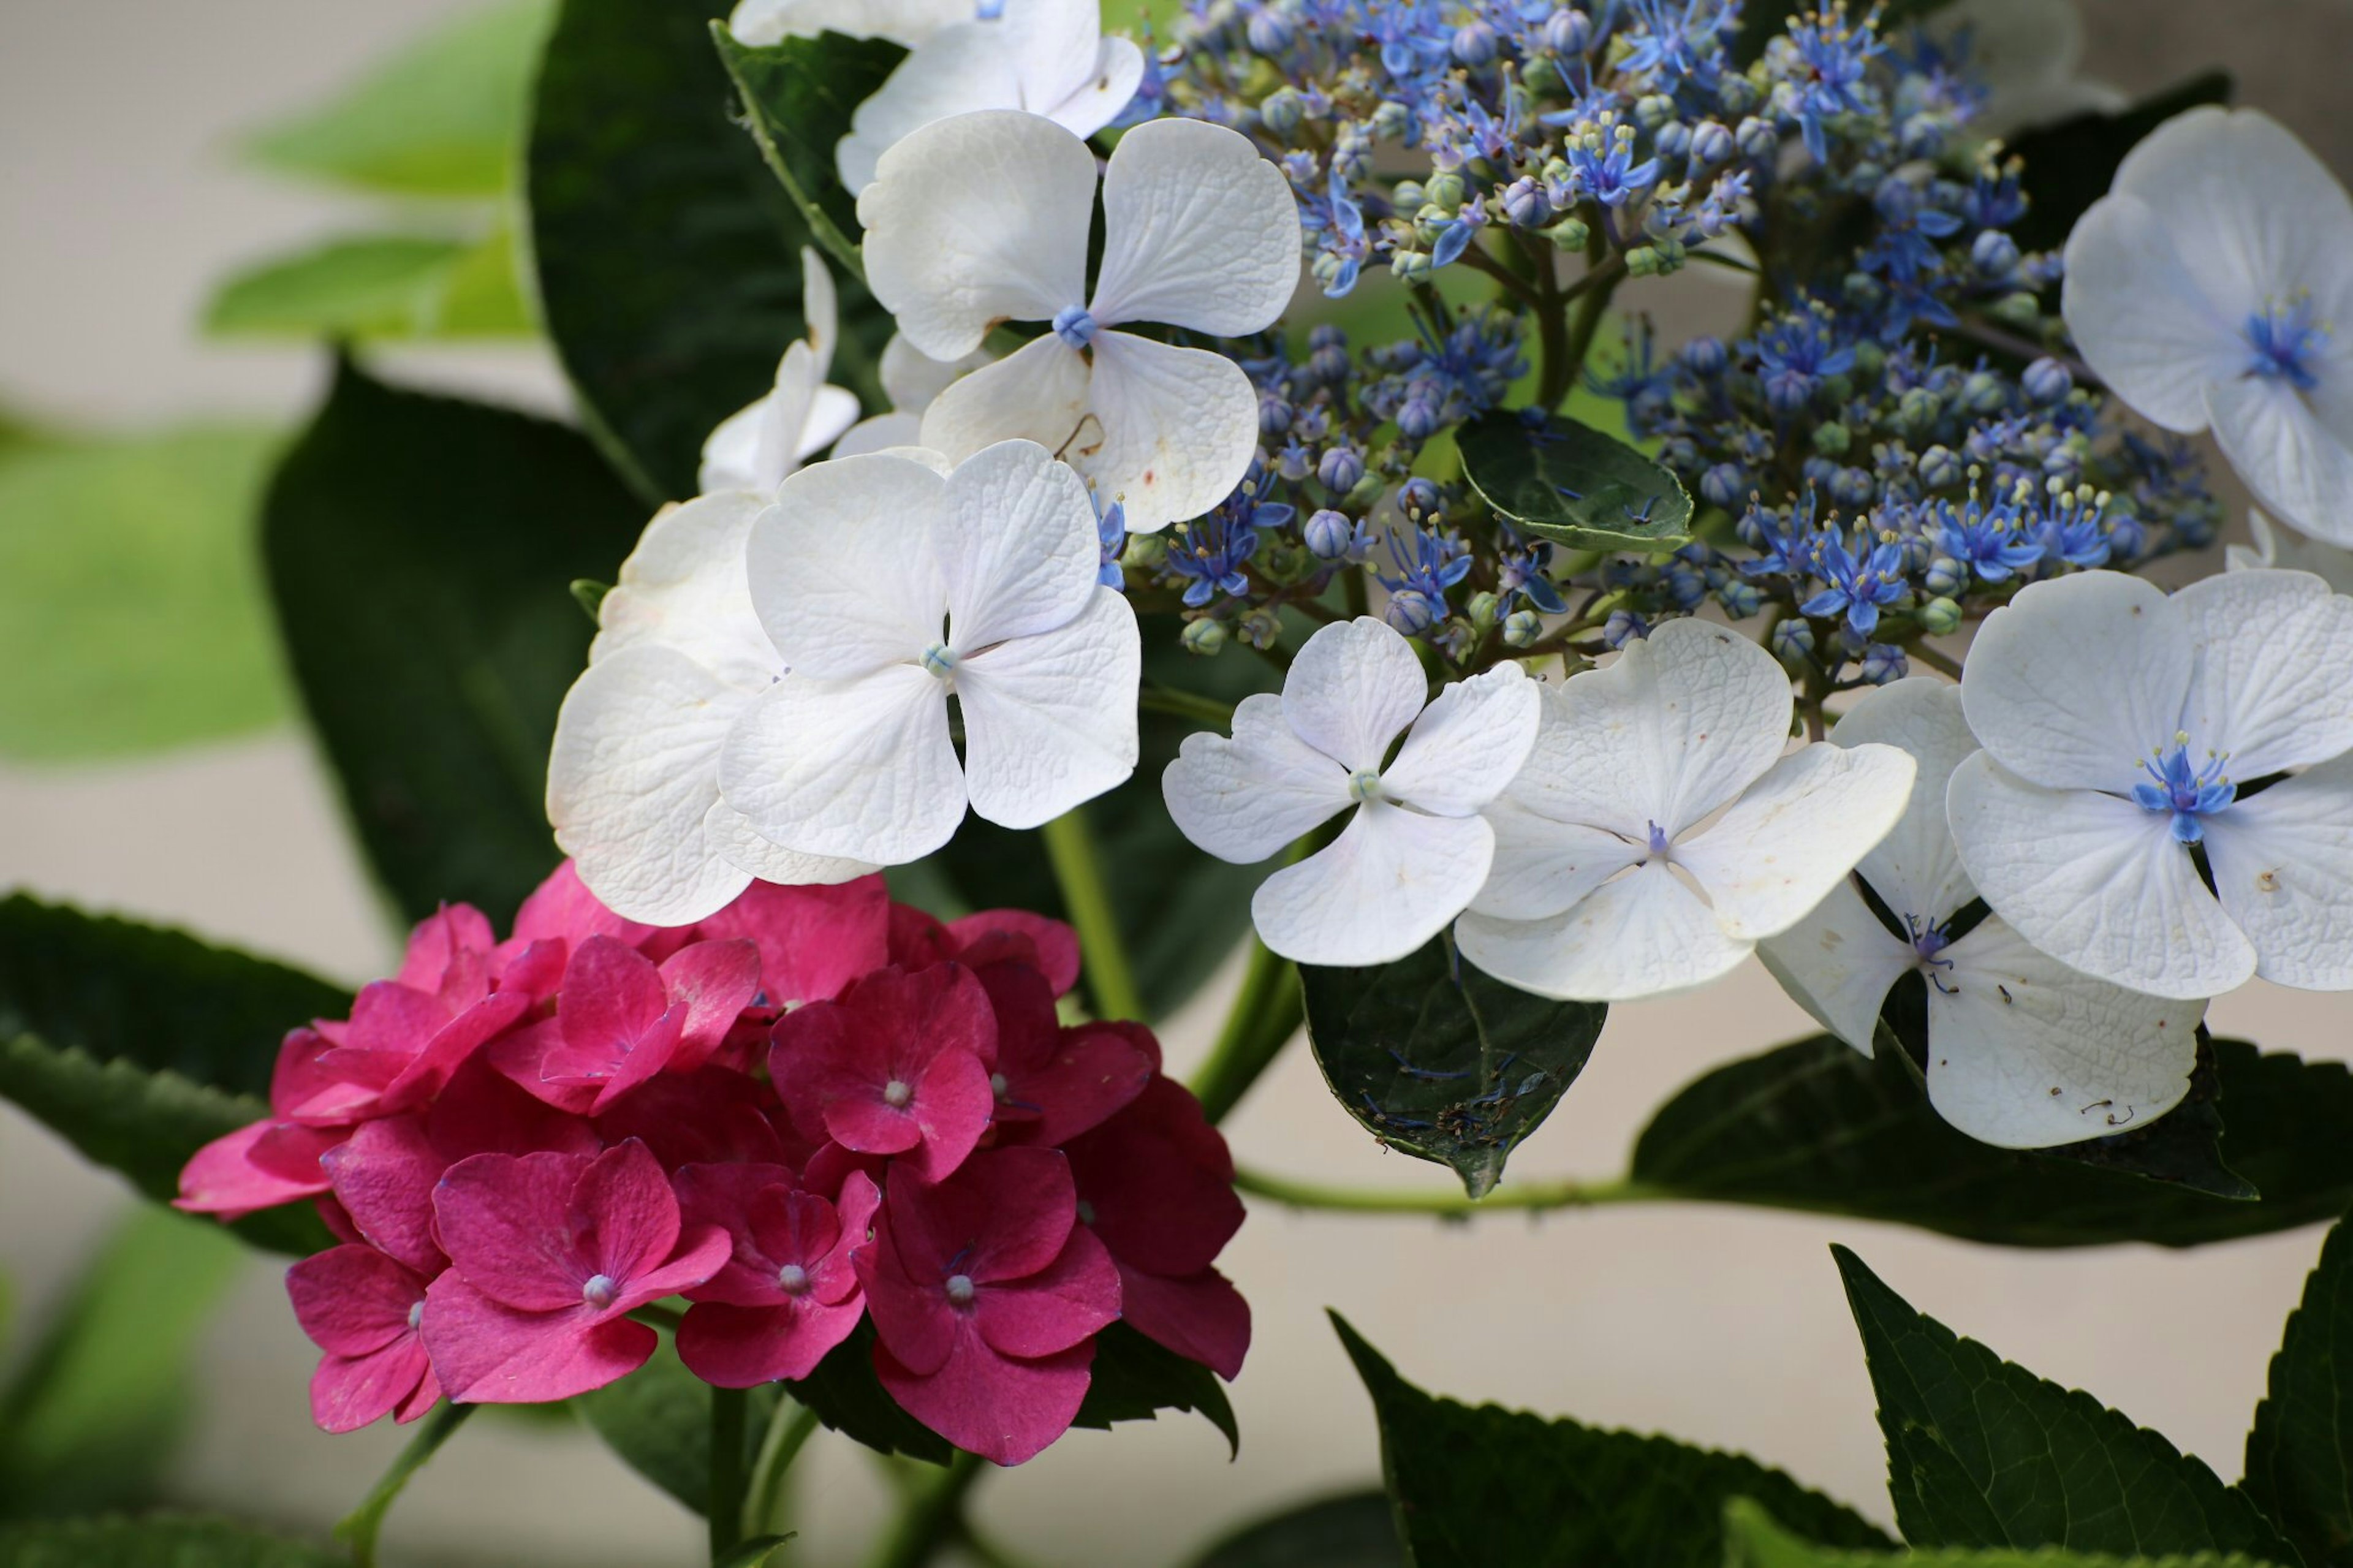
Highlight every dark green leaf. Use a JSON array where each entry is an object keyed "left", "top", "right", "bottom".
[
  {"left": 1069, "top": 1322, "right": 1239, "bottom": 1456},
  {"left": 785, "top": 1321, "right": 955, "bottom": 1466},
  {"left": 0, "top": 426, "right": 289, "bottom": 761},
  {"left": 1185, "top": 1490, "right": 1403, "bottom": 1567},
  {"left": 921, "top": 615, "right": 1279, "bottom": 1020},
  {"left": 0, "top": 1516, "right": 342, "bottom": 1568},
  {"left": 1459, "top": 410, "right": 1692, "bottom": 553},
  {"left": 715, "top": 1536, "right": 795, "bottom": 1568},
  {"left": 528, "top": 0, "right": 890, "bottom": 500},
  {"left": 1833, "top": 1246, "right": 2297, "bottom": 1562},
  {"left": 1630, "top": 1036, "right": 2353, "bottom": 1248},
  {"left": 1303, "top": 934, "right": 1604, "bottom": 1198},
  {"left": 205, "top": 230, "right": 532, "bottom": 340},
  {"left": 2007, "top": 74, "right": 2234, "bottom": 254},
  {"left": 1722, "top": 1498, "right": 2280, "bottom": 1568},
  {"left": 1332, "top": 1312, "right": 1893, "bottom": 1568},
  {"left": 263, "top": 358, "right": 646, "bottom": 923},
  {"left": 0, "top": 1208, "right": 243, "bottom": 1519},
  {"left": 244, "top": 0, "right": 553, "bottom": 198},
  {"left": 2245, "top": 1212, "right": 2353, "bottom": 1568},
  {"left": 712, "top": 26, "right": 907, "bottom": 277},
  {"left": 576, "top": 1336, "right": 775, "bottom": 1515}
]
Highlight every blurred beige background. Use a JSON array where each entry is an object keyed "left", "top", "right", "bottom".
[{"left": 4, "top": 2, "right": 2352, "bottom": 1564}]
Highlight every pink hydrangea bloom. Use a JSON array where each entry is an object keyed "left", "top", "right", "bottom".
[
  {"left": 857, "top": 1146, "right": 1121, "bottom": 1465},
  {"left": 422, "top": 1139, "right": 729, "bottom": 1403},
  {"left": 674, "top": 1164, "right": 881, "bottom": 1386},
  {"left": 975, "top": 964, "right": 1153, "bottom": 1145},
  {"left": 770, "top": 964, "right": 996, "bottom": 1181},
  {"left": 592, "top": 1065, "right": 804, "bottom": 1170},
  {"left": 490, "top": 936, "right": 759, "bottom": 1114},
  {"left": 695, "top": 874, "right": 892, "bottom": 1007},
  {"left": 176, "top": 1119, "right": 344, "bottom": 1219},
  {"left": 286, "top": 1244, "right": 441, "bottom": 1433},
  {"left": 890, "top": 906, "right": 1082, "bottom": 996}
]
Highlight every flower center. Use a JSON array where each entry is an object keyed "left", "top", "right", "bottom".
[
  {"left": 1076, "top": 1199, "right": 1097, "bottom": 1226},
  {"left": 582, "top": 1273, "right": 618, "bottom": 1309},
  {"left": 944, "top": 1273, "right": 977, "bottom": 1306},
  {"left": 1052, "top": 305, "right": 1099, "bottom": 350},
  {"left": 2245, "top": 294, "right": 2328, "bottom": 392},
  {"left": 1347, "top": 768, "right": 1384, "bottom": 803},
  {"left": 989, "top": 1071, "right": 1009, "bottom": 1098},
  {"left": 920, "top": 643, "right": 959, "bottom": 681},
  {"left": 406, "top": 1299, "right": 425, "bottom": 1332},
  {"left": 776, "top": 1263, "right": 811, "bottom": 1297},
  {"left": 2131, "top": 735, "right": 2235, "bottom": 844},
  {"left": 882, "top": 1077, "right": 914, "bottom": 1108},
  {"left": 1642, "top": 819, "right": 1672, "bottom": 862}
]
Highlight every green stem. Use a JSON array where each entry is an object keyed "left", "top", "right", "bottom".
[
  {"left": 744, "top": 1398, "right": 822, "bottom": 1537},
  {"left": 334, "top": 1401, "right": 474, "bottom": 1568},
  {"left": 862, "top": 1451, "right": 988, "bottom": 1568},
  {"left": 1141, "top": 681, "right": 1238, "bottom": 729},
  {"left": 710, "top": 1386, "right": 750, "bottom": 1564},
  {"left": 957, "top": 1521, "right": 1047, "bottom": 1568},
  {"left": 1189, "top": 937, "right": 1301, "bottom": 1126},
  {"left": 1039, "top": 808, "right": 1145, "bottom": 1022},
  {"left": 1556, "top": 256, "right": 1626, "bottom": 407},
  {"left": 1235, "top": 1165, "right": 1662, "bottom": 1215}
]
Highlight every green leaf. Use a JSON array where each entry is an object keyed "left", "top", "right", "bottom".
[
  {"left": 1629, "top": 1036, "right": 2353, "bottom": 1248},
  {"left": 714, "top": 1536, "right": 796, "bottom": 1568},
  {"left": 205, "top": 228, "right": 533, "bottom": 341},
  {"left": 262, "top": 358, "right": 647, "bottom": 924},
  {"left": 0, "top": 892, "right": 344, "bottom": 1256},
  {"left": 1303, "top": 934, "right": 1605, "bottom": 1199},
  {"left": 1721, "top": 1498, "right": 2281, "bottom": 1568},
  {"left": 2006, "top": 74, "right": 2234, "bottom": 255},
  {"left": 922, "top": 615, "right": 1279, "bottom": 1020},
  {"left": 0, "top": 1515, "right": 342, "bottom": 1567},
  {"left": 784, "top": 1321, "right": 955, "bottom": 1466},
  {"left": 1185, "top": 1490, "right": 1403, "bottom": 1567},
  {"left": 0, "top": 426, "right": 289, "bottom": 760},
  {"left": 0, "top": 1208, "right": 244, "bottom": 1519},
  {"left": 527, "top": 0, "right": 891, "bottom": 501},
  {"left": 576, "top": 1336, "right": 775, "bottom": 1516},
  {"left": 1332, "top": 1312, "right": 1894, "bottom": 1567},
  {"left": 712, "top": 26, "right": 907, "bottom": 278},
  {"left": 244, "top": 0, "right": 554, "bottom": 197},
  {"left": 1458, "top": 409, "right": 1693, "bottom": 553},
  {"left": 1069, "top": 1322, "right": 1239, "bottom": 1456},
  {"left": 1833, "top": 1246, "right": 2297, "bottom": 1562},
  {"left": 2245, "top": 1213, "right": 2353, "bottom": 1568}
]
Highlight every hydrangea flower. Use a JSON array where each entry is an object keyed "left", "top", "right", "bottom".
[
  {"left": 2228, "top": 509, "right": 2353, "bottom": 594},
  {"left": 835, "top": 0, "right": 1144, "bottom": 194},
  {"left": 423, "top": 1140, "right": 732, "bottom": 1403},
  {"left": 286, "top": 1244, "right": 441, "bottom": 1433},
  {"left": 856, "top": 1146, "right": 1121, "bottom": 1466},
  {"left": 673, "top": 1165, "right": 882, "bottom": 1387},
  {"left": 1162, "top": 617, "right": 1541, "bottom": 967},
  {"left": 769, "top": 963, "right": 997, "bottom": 1182},
  {"left": 699, "top": 248, "right": 862, "bottom": 498},
  {"left": 728, "top": 0, "right": 973, "bottom": 47},
  {"left": 2063, "top": 108, "right": 2353, "bottom": 547},
  {"left": 717, "top": 441, "right": 1141, "bottom": 866},
  {"left": 1949, "top": 568, "right": 2353, "bottom": 998},
  {"left": 487, "top": 936, "right": 761, "bottom": 1116},
  {"left": 860, "top": 112, "right": 1300, "bottom": 532},
  {"left": 1759, "top": 678, "right": 2204, "bottom": 1148},
  {"left": 1455, "top": 619, "right": 1915, "bottom": 1002}
]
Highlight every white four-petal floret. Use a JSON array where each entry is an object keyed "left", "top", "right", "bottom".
[{"left": 697, "top": 248, "right": 862, "bottom": 498}]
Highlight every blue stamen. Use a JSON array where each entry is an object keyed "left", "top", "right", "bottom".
[
  {"left": 2131, "top": 739, "right": 2236, "bottom": 843},
  {"left": 1645, "top": 820, "right": 1671, "bottom": 859},
  {"left": 920, "top": 645, "right": 958, "bottom": 681},
  {"left": 1053, "top": 305, "right": 1099, "bottom": 351},
  {"left": 2246, "top": 295, "right": 2328, "bottom": 391}
]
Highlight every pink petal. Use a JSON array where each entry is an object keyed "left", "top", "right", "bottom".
[
  {"left": 395, "top": 904, "right": 498, "bottom": 997},
  {"left": 697, "top": 875, "right": 892, "bottom": 1007},
  {"left": 887, "top": 904, "right": 956, "bottom": 970},
  {"left": 873, "top": 1320, "right": 1094, "bottom": 1466},
  {"left": 338, "top": 980, "right": 454, "bottom": 1062},
  {"left": 661, "top": 939, "right": 762, "bottom": 1067},
  {"left": 674, "top": 1162, "right": 800, "bottom": 1306},
  {"left": 377, "top": 989, "right": 534, "bottom": 1116},
  {"left": 492, "top": 936, "right": 570, "bottom": 1002},
  {"left": 971, "top": 1223, "right": 1121, "bottom": 1360},
  {"left": 977, "top": 963, "right": 1060, "bottom": 1081},
  {"left": 1005, "top": 1021, "right": 1156, "bottom": 1146},
  {"left": 1064, "top": 1078, "right": 1241, "bottom": 1278},
  {"left": 428, "top": 1056, "right": 603, "bottom": 1159},
  {"left": 820, "top": 1093, "right": 925, "bottom": 1158},
  {"left": 311, "top": 1336, "right": 434, "bottom": 1434},
  {"left": 945, "top": 911, "right": 1082, "bottom": 996},
  {"left": 854, "top": 1220, "right": 958, "bottom": 1377},
  {"left": 176, "top": 1120, "right": 338, "bottom": 1219},
  {"left": 433, "top": 1150, "right": 594, "bottom": 1310},
  {"left": 511, "top": 860, "right": 666, "bottom": 951},
  {"left": 592, "top": 1067, "right": 799, "bottom": 1169},
  {"left": 800, "top": 1142, "right": 889, "bottom": 1202},
  {"left": 902, "top": 1043, "right": 994, "bottom": 1182},
  {"left": 1117, "top": 1264, "right": 1250, "bottom": 1381},
  {"left": 269, "top": 1026, "right": 344, "bottom": 1121},
  {"left": 486, "top": 1018, "right": 602, "bottom": 1115},
  {"left": 422, "top": 1273, "right": 654, "bottom": 1404},
  {"left": 572, "top": 1140, "right": 684, "bottom": 1285},
  {"left": 676, "top": 1297, "right": 865, "bottom": 1387},
  {"left": 394, "top": 1360, "right": 445, "bottom": 1423},
  {"left": 288, "top": 1244, "right": 430, "bottom": 1356},
  {"left": 896, "top": 1147, "right": 1080, "bottom": 1287},
  {"left": 614, "top": 1223, "right": 733, "bottom": 1311},
  {"left": 321, "top": 1116, "right": 445, "bottom": 1276},
  {"left": 815, "top": 1173, "right": 881, "bottom": 1305}
]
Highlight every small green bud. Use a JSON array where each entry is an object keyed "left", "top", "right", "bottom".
[
  {"left": 1634, "top": 92, "right": 1675, "bottom": 128},
  {"left": 1467, "top": 591, "right": 1501, "bottom": 627},
  {"left": 1181, "top": 618, "right": 1227, "bottom": 656},
  {"left": 1895, "top": 386, "right": 1942, "bottom": 434},
  {"left": 1122, "top": 533, "right": 1166, "bottom": 570},
  {"left": 1990, "top": 290, "right": 2043, "bottom": 329},
  {"left": 1811, "top": 421, "right": 1850, "bottom": 456},
  {"left": 1625, "top": 238, "right": 1685, "bottom": 276},
  {"left": 1917, "top": 597, "right": 1963, "bottom": 637},
  {"left": 1425, "top": 171, "right": 1466, "bottom": 210},
  {"left": 1502, "top": 609, "right": 1544, "bottom": 648},
  {"left": 1393, "top": 179, "right": 1427, "bottom": 210},
  {"left": 1542, "top": 216, "right": 1591, "bottom": 250},
  {"left": 1391, "top": 249, "right": 1434, "bottom": 283},
  {"left": 1238, "top": 608, "right": 1282, "bottom": 650}
]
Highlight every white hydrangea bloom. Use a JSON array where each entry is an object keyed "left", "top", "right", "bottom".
[
  {"left": 1949, "top": 568, "right": 2353, "bottom": 999},
  {"left": 717, "top": 439, "right": 1140, "bottom": 866},
  {"left": 697, "top": 247, "right": 862, "bottom": 498},
  {"left": 2227, "top": 509, "right": 2353, "bottom": 594},
  {"left": 2063, "top": 108, "right": 2353, "bottom": 547},
  {"left": 1162, "top": 618, "right": 1540, "bottom": 968},
  {"left": 1759, "top": 678, "right": 2203, "bottom": 1149},
  {"left": 836, "top": 333, "right": 995, "bottom": 458},
  {"left": 547, "top": 495, "right": 875, "bottom": 926},
  {"left": 728, "top": 0, "right": 974, "bottom": 48},
  {"left": 860, "top": 112, "right": 1300, "bottom": 533},
  {"left": 1453, "top": 619, "right": 1915, "bottom": 1003},
  {"left": 835, "top": 0, "right": 1143, "bottom": 195}
]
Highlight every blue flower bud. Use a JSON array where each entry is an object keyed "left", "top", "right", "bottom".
[
  {"left": 1239, "top": 608, "right": 1283, "bottom": 648},
  {"left": 1501, "top": 176, "right": 1550, "bottom": 228},
  {"left": 1396, "top": 395, "right": 1441, "bottom": 441},
  {"left": 1385, "top": 588, "right": 1437, "bottom": 634},
  {"left": 1919, "top": 444, "right": 1962, "bottom": 490},
  {"left": 1689, "top": 120, "right": 1735, "bottom": 167},
  {"left": 1717, "top": 580, "right": 1762, "bottom": 618},
  {"left": 1181, "top": 618, "right": 1227, "bottom": 656},
  {"left": 1502, "top": 608, "right": 1543, "bottom": 647},
  {"left": 1770, "top": 618, "right": 1816, "bottom": 665},
  {"left": 1260, "top": 87, "right": 1305, "bottom": 140},
  {"left": 1370, "top": 101, "right": 1411, "bottom": 142},
  {"left": 1544, "top": 7, "right": 1592, "bottom": 55},
  {"left": 1764, "top": 368, "right": 1814, "bottom": 419},
  {"left": 1397, "top": 477, "right": 1443, "bottom": 520},
  {"left": 1654, "top": 121, "right": 1692, "bottom": 161},
  {"left": 2023, "top": 357, "right": 2073, "bottom": 404},
  {"left": 1258, "top": 392, "right": 1295, "bottom": 437},
  {"left": 1922, "top": 555, "right": 1965, "bottom": 597},
  {"left": 1602, "top": 608, "right": 1650, "bottom": 649},
  {"left": 1831, "top": 466, "right": 1876, "bottom": 508},
  {"left": 1736, "top": 115, "right": 1778, "bottom": 159},
  {"left": 1304, "top": 508, "right": 1356, "bottom": 559},
  {"left": 1860, "top": 643, "right": 1908, "bottom": 684},
  {"left": 1276, "top": 442, "right": 1313, "bottom": 482},
  {"left": 1961, "top": 370, "right": 2006, "bottom": 415},
  {"left": 1970, "top": 229, "right": 2020, "bottom": 278},
  {"left": 1700, "top": 462, "right": 1747, "bottom": 508},
  {"left": 1317, "top": 445, "right": 1365, "bottom": 493},
  {"left": 1679, "top": 335, "right": 1727, "bottom": 376},
  {"left": 1662, "top": 566, "right": 1706, "bottom": 608},
  {"left": 1452, "top": 20, "right": 1498, "bottom": 64},
  {"left": 1245, "top": 10, "right": 1293, "bottom": 54},
  {"left": 1916, "top": 596, "right": 1962, "bottom": 635}
]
